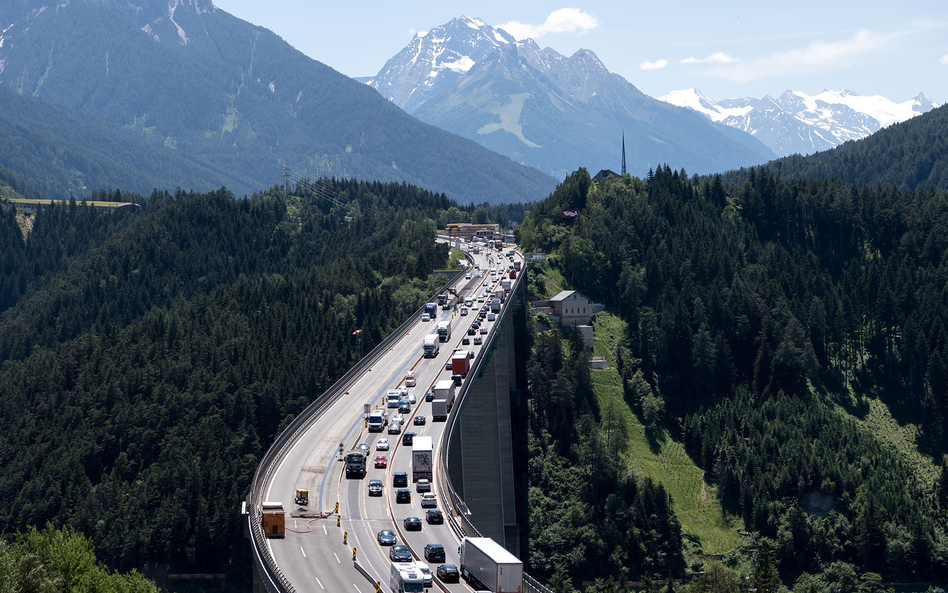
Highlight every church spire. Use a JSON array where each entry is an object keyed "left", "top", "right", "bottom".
[{"left": 621, "top": 132, "right": 627, "bottom": 175}]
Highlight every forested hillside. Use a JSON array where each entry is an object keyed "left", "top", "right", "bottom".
[
  {"left": 0, "top": 179, "right": 455, "bottom": 578},
  {"left": 752, "top": 104, "right": 948, "bottom": 191},
  {"left": 517, "top": 168, "right": 948, "bottom": 588}
]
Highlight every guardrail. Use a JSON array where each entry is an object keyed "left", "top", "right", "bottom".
[
  {"left": 434, "top": 251, "right": 554, "bottom": 593},
  {"left": 247, "top": 267, "right": 465, "bottom": 593}
]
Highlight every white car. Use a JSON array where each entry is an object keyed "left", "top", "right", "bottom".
[
  {"left": 420, "top": 493, "right": 438, "bottom": 508},
  {"left": 421, "top": 313, "right": 430, "bottom": 322},
  {"left": 376, "top": 438, "right": 390, "bottom": 451},
  {"left": 407, "top": 392, "right": 416, "bottom": 404}
]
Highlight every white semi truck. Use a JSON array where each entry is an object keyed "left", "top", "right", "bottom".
[
  {"left": 423, "top": 333, "right": 440, "bottom": 358},
  {"left": 436, "top": 320, "right": 451, "bottom": 342},
  {"left": 411, "top": 436, "right": 433, "bottom": 482},
  {"left": 431, "top": 379, "right": 456, "bottom": 421},
  {"left": 459, "top": 537, "right": 523, "bottom": 593}
]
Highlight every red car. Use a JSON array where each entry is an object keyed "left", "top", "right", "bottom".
[
  {"left": 374, "top": 455, "right": 387, "bottom": 468},
  {"left": 479, "top": 328, "right": 487, "bottom": 334}
]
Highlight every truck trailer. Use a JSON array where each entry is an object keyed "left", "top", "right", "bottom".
[
  {"left": 459, "top": 537, "right": 523, "bottom": 593},
  {"left": 437, "top": 320, "right": 451, "bottom": 342},
  {"left": 411, "top": 436, "right": 433, "bottom": 482},
  {"left": 423, "top": 334, "right": 440, "bottom": 358},
  {"left": 451, "top": 351, "right": 470, "bottom": 377},
  {"left": 390, "top": 562, "right": 425, "bottom": 593},
  {"left": 431, "top": 379, "right": 456, "bottom": 421}
]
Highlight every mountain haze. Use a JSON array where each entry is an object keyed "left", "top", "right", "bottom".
[
  {"left": 660, "top": 88, "right": 939, "bottom": 157},
  {"left": 362, "top": 16, "right": 775, "bottom": 179},
  {"left": 0, "top": 1, "right": 555, "bottom": 203}
]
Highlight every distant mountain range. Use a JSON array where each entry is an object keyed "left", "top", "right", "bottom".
[
  {"left": 659, "top": 88, "right": 939, "bottom": 157},
  {"left": 0, "top": 0, "right": 555, "bottom": 203},
  {"left": 361, "top": 16, "right": 775, "bottom": 179}
]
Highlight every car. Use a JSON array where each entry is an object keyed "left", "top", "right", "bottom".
[
  {"left": 416, "top": 479, "right": 431, "bottom": 493},
  {"left": 415, "top": 561, "right": 434, "bottom": 587},
  {"left": 396, "top": 489, "right": 411, "bottom": 503},
  {"left": 405, "top": 371, "right": 416, "bottom": 387},
  {"left": 390, "top": 545, "right": 412, "bottom": 563},
  {"left": 421, "top": 313, "right": 430, "bottom": 322},
  {"left": 460, "top": 307, "right": 468, "bottom": 316},
  {"left": 467, "top": 327, "right": 475, "bottom": 335},
  {"left": 374, "top": 455, "right": 387, "bottom": 468},
  {"left": 391, "top": 412, "right": 404, "bottom": 425},
  {"left": 472, "top": 322, "right": 480, "bottom": 330},
  {"left": 420, "top": 493, "right": 438, "bottom": 508},
  {"left": 407, "top": 392, "right": 417, "bottom": 404},
  {"left": 376, "top": 438, "right": 389, "bottom": 451},
  {"left": 465, "top": 273, "right": 472, "bottom": 279},
  {"left": 445, "top": 360, "right": 453, "bottom": 370},
  {"left": 461, "top": 337, "right": 470, "bottom": 345},
  {"left": 477, "top": 296, "right": 484, "bottom": 303},
  {"left": 404, "top": 516, "right": 422, "bottom": 531},
  {"left": 424, "top": 543, "right": 445, "bottom": 563},
  {"left": 414, "top": 415, "right": 426, "bottom": 425},
  {"left": 393, "top": 472, "right": 408, "bottom": 487},
  {"left": 357, "top": 443, "right": 370, "bottom": 456},
  {"left": 367, "top": 479, "right": 383, "bottom": 496},
  {"left": 388, "top": 421, "right": 402, "bottom": 434},
  {"left": 398, "top": 400, "right": 412, "bottom": 414},
  {"left": 402, "top": 431, "right": 415, "bottom": 446},
  {"left": 426, "top": 509, "right": 443, "bottom": 524},
  {"left": 425, "top": 391, "right": 435, "bottom": 402},
  {"left": 480, "top": 328, "right": 488, "bottom": 335},
  {"left": 377, "top": 529, "right": 397, "bottom": 546},
  {"left": 487, "top": 313, "right": 496, "bottom": 321},
  {"left": 437, "top": 564, "right": 460, "bottom": 583},
  {"left": 473, "top": 336, "right": 482, "bottom": 345}
]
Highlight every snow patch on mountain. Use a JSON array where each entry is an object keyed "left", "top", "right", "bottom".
[{"left": 659, "top": 88, "right": 940, "bottom": 156}]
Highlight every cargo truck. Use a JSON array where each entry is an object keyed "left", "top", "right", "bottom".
[
  {"left": 451, "top": 351, "right": 469, "bottom": 377},
  {"left": 367, "top": 409, "right": 387, "bottom": 432},
  {"left": 345, "top": 449, "right": 366, "bottom": 478},
  {"left": 513, "top": 261, "right": 521, "bottom": 271},
  {"left": 391, "top": 562, "right": 426, "bottom": 593},
  {"left": 441, "top": 296, "right": 454, "bottom": 311},
  {"left": 501, "top": 278, "right": 512, "bottom": 292},
  {"left": 490, "top": 299, "right": 501, "bottom": 313},
  {"left": 437, "top": 293, "right": 447, "bottom": 306},
  {"left": 459, "top": 537, "right": 523, "bottom": 593},
  {"left": 431, "top": 380, "right": 456, "bottom": 421},
  {"left": 411, "top": 436, "right": 433, "bottom": 482},
  {"left": 424, "top": 302, "right": 437, "bottom": 318},
  {"left": 423, "top": 334, "right": 440, "bottom": 358},
  {"left": 437, "top": 320, "right": 451, "bottom": 342}
]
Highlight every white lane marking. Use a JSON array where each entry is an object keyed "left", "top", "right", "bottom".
[
  {"left": 334, "top": 552, "right": 341, "bottom": 564},
  {"left": 352, "top": 585, "right": 362, "bottom": 593},
  {"left": 300, "top": 546, "right": 306, "bottom": 558},
  {"left": 323, "top": 524, "right": 327, "bottom": 535},
  {"left": 315, "top": 577, "right": 325, "bottom": 590}
]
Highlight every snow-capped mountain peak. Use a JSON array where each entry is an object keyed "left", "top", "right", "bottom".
[
  {"left": 365, "top": 15, "right": 514, "bottom": 113},
  {"left": 659, "top": 88, "right": 940, "bottom": 156}
]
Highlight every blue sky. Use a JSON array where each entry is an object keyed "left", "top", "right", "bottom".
[{"left": 213, "top": 0, "right": 948, "bottom": 103}]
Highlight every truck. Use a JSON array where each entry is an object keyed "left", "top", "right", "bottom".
[
  {"left": 490, "top": 298, "right": 501, "bottom": 313},
  {"left": 345, "top": 449, "right": 366, "bottom": 478},
  {"left": 390, "top": 562, "right": 425, "bottom": 593},
  {"left": 501, "top": 278, "right": 512, "bottom": 292},
  {"left": 387, "top": 388, "right": 405, "bottom": 408},
  {"left": 459, "top": 537, "right": 523, "bottom": 593},
  {"left": 493, "top": 239, "right": 503, "bottom": 250},
  {"left": 423, "top": 334, "right": 440, "bottom": 358},
  {"left": 431, "top": 379, "right": 456, "bottom": 421},
  {"left": 513, "top": 260, "right": 521, "bottom": 271},
  {"left": 411, "top": 436, "right": 433, "bottom": 482},
  {"left": 441, "top": 296, "right": 454, "bottom": 311},
  {"left": 424, "top": 302, "right": 437, "bottom": 318},
  {"left": 451, "top": 351, "right": 470, "bottom": 377},
  {"left": 437, "top": 320, "right": 451, "bottom": 342},
  {"left": 436, "top": 293, "right": 447, "bottom": 306},
  {"left": 367, "top": 409, "right": 387, "bottom": 432}
]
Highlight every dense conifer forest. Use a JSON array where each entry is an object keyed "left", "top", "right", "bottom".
[
  {"left": 517, "top": 167, "right": 948, "bottom": 589},
  {"left": 0, "top": 179, "right": 461, "bottom": 577}
]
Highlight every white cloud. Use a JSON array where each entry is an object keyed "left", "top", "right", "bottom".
[
  {"left": 640, "top": 59, "right": 668, "bottom": 70},
  {"left": 497, "top": 8, "right": 600, "bottom": 40},
  {"left": 941, "top": 52, "right": 948, "bottom": 65},
  {"left": 680, "top": 52, "right": 739, "bottom": 64},
  {"left": 700, "top": 29, "right": 903, "bottom": 83}
]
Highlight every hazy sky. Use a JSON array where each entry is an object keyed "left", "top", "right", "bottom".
[{"left": 213, "top": 0, "right": 948, "bottom": 103}]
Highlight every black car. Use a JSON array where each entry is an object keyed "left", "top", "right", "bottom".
[
  {"left": 404, "top": 516, "right": 422, "bottom": 531},
  {"left": 413, "top": 415, "right": 426, "bottom": 425},
  {"left": 402, "top": 431, "right": 415, "bottom": 446},
  {"left": 398, "top": 400, "right": 412, "bottom": 414},
  {"left": 437, "top": 564, "right": 460, "bottom": 583},
  {"left": 392, "top": 472, "right": 408, "bottom": 487},
  {"left": 424, "top": 543, "right": 445, "bottom": 563},
  {"left": 390, "top": 545, "right": 412, "bottom": 563},
  {"left": 461, "top": 337, "right": 470, "bottom": 345},
  {"left": 377, "top": 529, "right": 397, "bottom": 545},
  {"left": 425, "top": 508, "right": 443, "bottom": 524},
  {"left": 425, "top": 391, "right": 435, "bottom": 402},
  {"left": 467, "top": 327, "right": 475, "bottom": 335},
  {"left": 396, "top": 488, "right": 411, "bottom": 503}
]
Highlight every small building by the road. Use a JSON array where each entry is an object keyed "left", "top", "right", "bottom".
[{"left": 549, "top": 290, "right": 593, "bottom": 326}]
